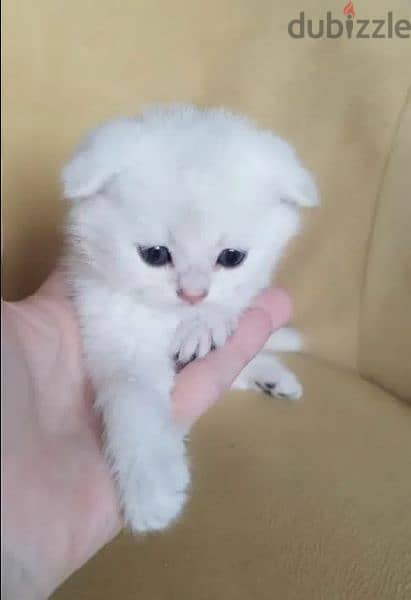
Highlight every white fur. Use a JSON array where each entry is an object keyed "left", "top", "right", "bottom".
[{"left": 63, "top": 104, "right": 319, "bottom": 533}]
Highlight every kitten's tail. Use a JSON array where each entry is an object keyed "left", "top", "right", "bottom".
[{"left": 264, "top": 327, "right": 303, "bottom": 353}]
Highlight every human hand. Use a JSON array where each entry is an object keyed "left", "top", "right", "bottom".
[{"left": 1, "top": 270, "right": 292, "bottom": 598}]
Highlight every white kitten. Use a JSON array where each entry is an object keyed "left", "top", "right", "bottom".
[{"left": 62, "top": 105, "right": 319, "bottom": 533}]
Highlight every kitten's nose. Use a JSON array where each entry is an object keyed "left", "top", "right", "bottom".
[{"left": 177, "top": 288, "right": 208, "bottom": 305}]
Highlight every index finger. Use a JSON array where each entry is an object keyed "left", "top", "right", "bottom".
[{"left": 173, "top": 288, "right": 292, "bottom": 429}]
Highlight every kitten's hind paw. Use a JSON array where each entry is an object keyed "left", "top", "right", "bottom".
[
  {"left": 232, "top": 353, "right": 303, "bottom": 401},
  {"left": 253, "top": 373, "right": 303, "bottom": 401}
]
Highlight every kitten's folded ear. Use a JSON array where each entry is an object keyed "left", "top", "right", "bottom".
[
  {"left": 62, "top": 119, "right": 139, "bottom": 200},
  {"left": 272, "top": 138, "right": 320, "bottom": 207},
  {"left": 280, "top": 165, "right": 320, "bottom": 207}
]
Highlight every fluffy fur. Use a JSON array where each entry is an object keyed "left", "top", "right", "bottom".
[{"left": 63, "top": 104, "right": 319, "bottom": 533}]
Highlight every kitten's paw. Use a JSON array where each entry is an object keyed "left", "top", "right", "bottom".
[
  {"left": 172, "top": 309, "right": 237, "bottom": 367},
  {"left": 254, "top": 370, "right": 303, "bottom": 401},
  {"left": 233, "top": 354, "right": 303, "bottom": 401},
  {"left": 119, "top": 432, "right": 190, "bottom": 534}
]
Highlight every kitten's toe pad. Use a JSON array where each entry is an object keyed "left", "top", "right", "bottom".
[
  {"left": 172, "top": 311, "right": 237, "bottom": 366},
  {"left": 254, "top": 374, "right": 303, "bottom": 401},
  {"left": 119, "top": 434, "right": 190, "bottom": 534}
]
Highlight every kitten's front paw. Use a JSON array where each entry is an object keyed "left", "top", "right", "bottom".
[
  {"left": 120, "top": 432, "right": 190, "bottom": 534},
  {"left": 172, "top": 308, "right": 237, "bottom": 367}
]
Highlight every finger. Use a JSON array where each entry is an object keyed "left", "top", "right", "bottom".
[
  {"left": 251, "top": 288, "right": 293, "bottom": 330},
  {"left": 173, "top": 288, "right": 292, "bottom": 429},
  {"left": 36, "top": 268, "right": 68, "bottom": 298}
]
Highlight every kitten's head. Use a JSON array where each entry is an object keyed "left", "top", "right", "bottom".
[{"left": 63, "top": 105, "right": 319, "bottom": 312}]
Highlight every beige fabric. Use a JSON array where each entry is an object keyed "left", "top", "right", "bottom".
[
  {"left": 3, "top": 0, "right": 411, "bottom": 598},
  {"left": 359, "top": 94, "right": 411, "bottom": 400}
]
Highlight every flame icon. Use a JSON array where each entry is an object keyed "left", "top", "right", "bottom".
[{"left": 343, "top": 1, "right": 356, "bottom": 18}]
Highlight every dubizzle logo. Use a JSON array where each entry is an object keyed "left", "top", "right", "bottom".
[
  {"left": 343, "top": 1, "right": 356, "bottom": 19},
  {"left": 288, "top": 2, "right": 411, "bottom": 39}
]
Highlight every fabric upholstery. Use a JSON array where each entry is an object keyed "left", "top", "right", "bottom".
[
  {"left": 359, "top": 95, "right": 411, "bottom": 400},
  {"left": 3, "top": 0, "right": 411, "bottom": 598}
]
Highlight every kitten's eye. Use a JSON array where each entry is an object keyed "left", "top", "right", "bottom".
[
  {"left": 216, "top": 249, "right": 247, "bottom": 268},
  {"left": 138, "top": 246, "right": 172, "bottom": 267}
]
